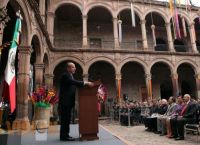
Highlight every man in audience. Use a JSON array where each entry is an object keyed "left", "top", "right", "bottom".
[
  {"left": 144, "top": 99, "right": 158, "bottom": 131},
  {"left": 157, "top": 96, "right": 177, "bottom": 135},
  {"left": 170, "top": 94, "right": 197, "bottom": 140},
  {"left": 145, "top": 99, "right": 168, "bottom": 132}
]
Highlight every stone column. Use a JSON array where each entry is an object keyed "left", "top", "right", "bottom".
[
  {"left": 0, "top": 0, "right": 8, "bottom": 9},
  {"left": 44, "top": 74, "right": 54, "bottom": 88},
  {"left": 0, "top": 6, "right": 9, "bottom": 48},
  {"left": 83, "top": 74, "right": 89, "bottom": 81},
  {"left": 151, "top": 24, "right": 156, "bottom": 47},
  {"left": 145, "top": 73, "right": 152, "bottom": 100},
  {"left": 115, "top": 73, "right": 122, "bottom": 102},
  {"left": 140, "top": 19, "right": 148, "bottom": 50},
  {"left": 165, "top": 22, "right": 175, "bottom": 52},
  {"left": 12, "top": 46, "right": 32, "bottom": 130},
  {"left": 189, "top": 22, "right": 198, "bottom": 53},
  {"left": 39, "top": 0, "right": 46, "bottom": 23},
  {"left": 82, "top": 15, "right": 88, "bottom": 48},
  {"left": 171, "top": 73, "right": 179, "bottom": 97},
  {"left": 195, "top": 74, "right": 200, "bottom": 100},
  {"left": 113, "top": 17, "right": 119, "bottom": 49},
  {"left": 34, "top": 63, "right": 44, "bottom": 88},
  {"left": 47, "top": 12, "right": 55, "bottom": 45}
]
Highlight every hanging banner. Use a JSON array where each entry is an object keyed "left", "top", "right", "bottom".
[
  {"left": 169, "top": 0, "right": 174, "bottom": 16},
  {"left": 174, "top": 9, "right": 181, "bottom": 39},
  {"left": 131, "top": 2, "right": 136, "bottom": 27},
  {"left": 172, "top": 17, "right": 177, "bottom": 39}
]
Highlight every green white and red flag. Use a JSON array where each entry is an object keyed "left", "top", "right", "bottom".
[{"left": 3, "top": 16, "right": 21, "bottom": 113}]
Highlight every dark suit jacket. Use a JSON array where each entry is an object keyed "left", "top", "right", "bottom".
[
  {"left": 58, "top": 72, "right": 84, "bottom": 108},
  {"left": 183, "top": 101, "right": 197, "bottom": 121},
  {"left": 157, "top": 104, "right": 168, "bottom": 115}
]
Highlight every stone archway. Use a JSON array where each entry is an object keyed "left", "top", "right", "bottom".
[
  {"left": 150, "top": 62, "right": 173, "bottom": 100},
  {"left": 177, "top": 63, "right": 197, "bottom": 98},
  {"left": 121, "top": 61, "right": 146, "bottom": 101},
  {"left": 31, "top": 35, "right": 42, "bottom": 89},
  {"left": 54, "top": 4, "right": 82, "bottom": 49},
  {"left": 170, "top": 15, "right": 191, "bottom": 52},
  {"left": 88, "top": 61, "right": 115, "bottom": 116},
  {"left": 117, "top": 9, "right": 141, "bottom": 50},
  {"left": 145, "top": 12, "right": 166, "bottom": 51},
  {"left": 87, "top": 6, "right": 113, "bottom": 49}
]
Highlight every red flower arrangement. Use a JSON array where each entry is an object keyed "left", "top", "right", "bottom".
[
  {"left": 97, "top": 84, "right": 107, "bottom": 113},
  {"left": 31, "top": 86, "right": 59, "bottom": 108},
  {"left": 97, "top": 84, "right": 107, "bottom": 103}
]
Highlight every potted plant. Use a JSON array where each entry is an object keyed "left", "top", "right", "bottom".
[{"left": 31, "top": 86, "right": 58, "bottom": 129}]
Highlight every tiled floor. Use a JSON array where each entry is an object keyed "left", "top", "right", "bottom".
[
  {"left": 100, "top": 120, "right": 199, "bottom": 145},
  {"left": 21, "top": 124, "right": 127, "bottom": 145}
]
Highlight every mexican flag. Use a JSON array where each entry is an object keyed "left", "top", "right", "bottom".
[{"left": 3, "top": 17, "right": 21, "bottom": 113}]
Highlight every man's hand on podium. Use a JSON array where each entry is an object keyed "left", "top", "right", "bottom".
[
  {"left": 84, "top": 80, "right": 101, "bottom": 87},
  {"left": 84, "top": 81, "right": 94, "bottom": 87}
]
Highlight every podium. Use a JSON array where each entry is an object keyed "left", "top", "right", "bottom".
[{"left": 78, "top": 86, "right": 99, "bottom": 140}]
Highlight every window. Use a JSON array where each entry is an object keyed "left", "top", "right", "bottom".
[{"left": 90, "top": 38, "right": 102, "bottom": 48}]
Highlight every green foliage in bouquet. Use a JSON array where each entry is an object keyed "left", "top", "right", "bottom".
[{"left": 31, "top": 86, "right": 58, "bottom": 108}]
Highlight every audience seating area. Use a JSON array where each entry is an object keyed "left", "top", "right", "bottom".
[{"left": 111, "top": 94, "right": 200, "bottom": 143}]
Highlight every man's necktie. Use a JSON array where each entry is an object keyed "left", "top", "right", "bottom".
[
  {"left": 71, "top": 74, "right": 74, "bottom": 80},
  {"left": 180, "top": 104, "right": 187, "bottom": 116}
]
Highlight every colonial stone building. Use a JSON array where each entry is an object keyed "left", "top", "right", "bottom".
[{"left": 0, "top": 0, "right": 200, "bottom": 130}]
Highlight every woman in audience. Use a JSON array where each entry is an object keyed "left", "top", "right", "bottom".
[{"left": 166, "top": 96, "right": 184, "bottom": 138}]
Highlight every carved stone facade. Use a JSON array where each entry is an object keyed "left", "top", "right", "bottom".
[{"left": 1, "top": 0, "right": 200, "bottom": 130}]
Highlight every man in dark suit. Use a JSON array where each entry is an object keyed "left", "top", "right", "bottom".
[
  {"left": 171, "top": 94, "right": 197, "bottom": 140},
  {"left": 58, "top": 62, "right": 94, "bottom": 141}
]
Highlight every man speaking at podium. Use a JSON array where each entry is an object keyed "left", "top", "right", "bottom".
[{"left": 58, "top": 62, "right": 94, "bottom": 141}]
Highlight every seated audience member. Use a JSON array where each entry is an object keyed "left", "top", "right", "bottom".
[
  {"left": 154, "top": 99, "right": 168, "bottom": 133},
  {"left": 144, "top": 99, "right": 158, "bottom": 131},
  {"left": 170, "top": 94, "right": 197, "bottom": 140},
  {"left": 145, "top": 99, "right": 168, "bottom": 132},
  {"left": 157, "top": 96, "right": 177, "bottom": 135},
  {"left": 143, "top": 100, "right": 158, "bottom": 131},
  {"left": 166, "top": 96, "right": 184, "bottom": 138},
  {"left": 132, "top": 101, "right": 141, "bottom": 123}
]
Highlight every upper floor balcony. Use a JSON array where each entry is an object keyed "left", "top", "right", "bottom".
[{"left": 51, "top": 2, "right": 200, "bottom": 54}]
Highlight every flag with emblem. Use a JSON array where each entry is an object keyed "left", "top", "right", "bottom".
[{"left": 3, "top": 15, "right": 22, "bottom": 113}]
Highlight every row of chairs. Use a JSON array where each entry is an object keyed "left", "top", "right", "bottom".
[{"left": 184, "top": 104, "right": 200, "bottom": 144}]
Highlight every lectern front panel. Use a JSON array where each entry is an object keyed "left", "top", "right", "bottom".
[{"left": 78, "top": 86, "right": 99, "bottom": 140}]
